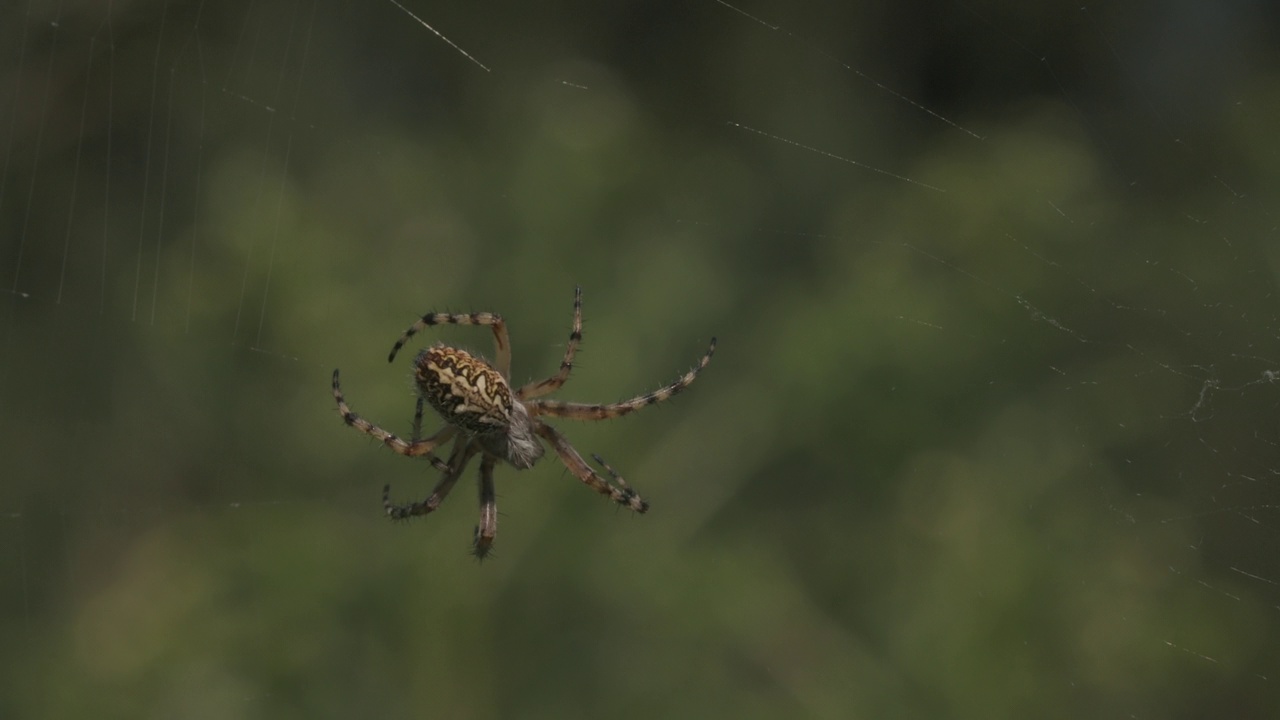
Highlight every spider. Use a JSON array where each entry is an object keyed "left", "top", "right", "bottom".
[{"left": 331, "top": 286, "right": 716, "bottom": 558}]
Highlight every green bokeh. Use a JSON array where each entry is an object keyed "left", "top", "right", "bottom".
[{"left": 2, "top": 1, "right": 1279, "bottom": 718}]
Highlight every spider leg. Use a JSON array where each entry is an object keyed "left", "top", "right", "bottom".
[
  {"left": 534, "top": 421, "right": 648, "bottom": 512},
  {"left": 589, "top": 453, "right": 643, "bottom": 508},
  {"left": 410, "top": 396, "right": 426, "bottom": 443},
  {"left": 387, "top": 310, "right": 512, "bottom": 379},
  {"left": 333, "top": 369, "right": 452, "bottom": 471},
  {"left": 526, "top": 338, "right": 716, "bottom": 421},
  {"left": 516, "top": 286, "right": 583, "bottom": 400},
  {"left": 473, "top": 454, "right": 498, "bottom": 559},
  {"left": 385, "top": 439, "right": 480, "bottom": 519}
]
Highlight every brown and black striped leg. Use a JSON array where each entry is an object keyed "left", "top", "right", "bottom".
[
  {"left": 410, "top": 396, "right": 426, "bottom": 442},
  {"left": 409, "top": 396, "right": 451, "bottom": 473},
  {"left": 473, "top": 454, "right": 498, "bottom": 559},
  {"left": 387, "top": 310, "right": 512, "bottom": 379},
  {"left": 589, "top": 453, "right": 645, "bottom": 512},
  {"left": 534, "top": 421, "right": 648, "bottom": 512},
  {"left": 333, "top": 369, "right": 452, "bottom": 471},
  {"left": 517, "top": 286, "right": 583, "bottom": 400},
  {"left": 385, "top": 440, "right": 480, "bottom": 519},
  {"left": 526, "top": 338, "right": 716, "bottom": 421}
]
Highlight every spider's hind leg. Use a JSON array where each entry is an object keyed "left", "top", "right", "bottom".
[
  {"left": 332, "top": 368, "right": 452, "bottom": 472},
  {"left": 388, "top": 310, "right": 512, "bottom": 379},
  {"left": 384, "top": 441, "right": 478, "bottom": 519},
  {"left": 410, "top": 396, "right": 451, "bottom": 473}
]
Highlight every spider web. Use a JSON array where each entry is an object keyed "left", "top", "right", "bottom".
[{"left": 2, "top": 0, "right": 1279, "bottom": 716}]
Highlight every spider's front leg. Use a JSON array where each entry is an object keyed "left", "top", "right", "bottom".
[
  {"left": 535, "top": 421, "right": 649, "bottom": 513},
  {"left": 473, "top": 455, "right": 498, "bottom": 559},
  {"left": 516, "top": 286, "right": 583, "bottom": 400},
  {"left": 526, "top": 337, "right": 716, "bottom": 421}
]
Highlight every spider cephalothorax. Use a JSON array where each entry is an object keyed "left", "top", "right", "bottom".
[{"left": 332, "top": 287, "right": 715, "bottom": 558}]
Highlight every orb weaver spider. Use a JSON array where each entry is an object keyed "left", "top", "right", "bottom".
[{"left": 332, "top": 287, "right": 715, "bottom": 558}]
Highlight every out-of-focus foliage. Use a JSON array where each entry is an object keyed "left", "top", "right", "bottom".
[{"left": 2, "top": 1, "right": 1279, "bottom": 717}]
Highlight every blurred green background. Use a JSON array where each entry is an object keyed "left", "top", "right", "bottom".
[{"left": 3, "top": 0, "right": 1280, "bottom": 717}]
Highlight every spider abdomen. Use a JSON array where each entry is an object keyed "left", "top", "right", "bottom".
[
  {"left": 416, "top": 345, "right": 513, "bottom": 433},
  {"left": 415, "top": 344, "right": 544, "bottom": 469}
]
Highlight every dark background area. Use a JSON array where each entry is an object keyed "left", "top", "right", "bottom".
[{"left": 3, "top": 0, "right": 1280, "bottom": 717}]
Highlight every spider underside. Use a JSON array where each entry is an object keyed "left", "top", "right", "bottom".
[{"left": 332, "top": 286, "right": 715, "bottom": 558}]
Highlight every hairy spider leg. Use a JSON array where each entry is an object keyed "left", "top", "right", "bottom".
[
  {"left": 411, "top": 396, "right": 426, "bottom": 443},
  {"left": 388, "top": 310, "right": 512, "bottom": 379},
  {"left": 473, "top": 454, "right": 499, "bottom": 559},
  {"left": 535, "top": 422, "right": 648, "bottom": 512},
  {"left": 526, "top": 338, "right": 716, "bottom": 421},
  {"left": 589, "top": 453, "right": 644, "bottom": 508},
  {"left": 384, "top": 439, "right": 481, "bottom": 519},
  {"left": 517, "top": 286, "right": 583, "bottom": 400},
  {"left": 333, "top": 369, "right": 452, "bottom": 471}
]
